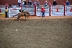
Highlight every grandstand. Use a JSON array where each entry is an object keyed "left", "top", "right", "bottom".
[{"left": 0, "top": 0, "right": 72, "bottom": 5}]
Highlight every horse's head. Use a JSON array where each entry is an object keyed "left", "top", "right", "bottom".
[{"left": 19, "top": 9, "right": 24, "bottom": 12}]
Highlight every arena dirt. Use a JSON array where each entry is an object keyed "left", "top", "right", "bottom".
[{"left": 0, "top": 19, "right": 72, "bottom": 48}]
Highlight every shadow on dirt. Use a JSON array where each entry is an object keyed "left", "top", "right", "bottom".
[{"left": 13, "top": 19, "right": 27, "bottom": 21}]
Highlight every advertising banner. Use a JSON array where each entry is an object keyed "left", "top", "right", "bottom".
[
  {"left": 0, "top": 7, "right": 5, "bottom": 17},
  {"left": 65, "top": 5, "right": 72, "bottom": 16},
  {"left": 8, "top": 7, "right": 21, "bottom": 18},
  {"left": 51, "top": 5, "right": 64, "bottom": 16}
]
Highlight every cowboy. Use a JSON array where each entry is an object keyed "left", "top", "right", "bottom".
[{"left": 5, "top": 7, "right": 8, "bottom": 18}]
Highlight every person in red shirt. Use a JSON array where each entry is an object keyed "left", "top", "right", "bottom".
[{"left": 41, "top": 6, "right": 45, "bottom": 17}]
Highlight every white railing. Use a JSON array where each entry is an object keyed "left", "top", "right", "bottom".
[{"left": 0, "top": 5, "right": 72, "bottom": 17}]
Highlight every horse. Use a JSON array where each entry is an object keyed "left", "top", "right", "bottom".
[{"left": 12, "top": 10, "right": 30, "bottom": 21}]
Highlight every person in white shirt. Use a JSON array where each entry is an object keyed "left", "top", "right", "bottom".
[
  {"left": 22, "top": 0, "right": 27, "bottom": 5},
  {"left": 18, "top": 0, "right": 21, "bottom": 6}
]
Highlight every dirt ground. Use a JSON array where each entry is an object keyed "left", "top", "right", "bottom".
[{"left": 0, "top": 16, "right": 72, "bottom": 48}]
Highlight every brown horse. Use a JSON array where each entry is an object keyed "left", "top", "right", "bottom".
[{"left": 12, "top": 10, "right": 30, "bottom": 21}]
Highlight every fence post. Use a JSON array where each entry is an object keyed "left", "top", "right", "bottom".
[
  {"left": 34, "top": 5, "right": 36, "bottom": 16},
  {"left": 0, "top": 9, "right": 1, "bottom": 13},
  {"left": 64, "top": 4, "right": 66, "bottom": 16},
  {"left": 49, "top": 4, "right": 51, "bottom": 16},
  {"left": 70, "top": 7, "right": 72, "bottom": 12}
]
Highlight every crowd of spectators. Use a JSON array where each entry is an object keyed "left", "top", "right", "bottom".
[
  {"left": 17, "top": 0, "right": 70, "bottom": 6},
  {"left": 5, "top": 0, "right": 70, "bottom": 8}
]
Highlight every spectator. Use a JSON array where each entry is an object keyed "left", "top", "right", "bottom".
[
  {"left": 41, "top": 6, "right": 45, "bottom": 17},
  {"left": 28, "top": 0, "right": 32, "bottom": 5},
  {"left": 21, "top": 0, "right": 24, "bottom": 6},
  {"left": 34, "top": 0, "right": 37, "bottom": 6},
  {"left": 22, "top": 0, "right": 27, "bottom": 5},
  {"left": 66, "top": 0, "right": 70, "bottom": 5},
  {"left": 44, "top": 0, "right": 49, "bottom": 6},
  {"left": 36, "top": 0, "right": 40, "bottom": 6},
  {"left": 18, "top": 0, "right": 21, "bottom": 6},
  {"left": 12, "top": 4, "right": 16, "bottom": 8},
  {"left": 53, "top": 0, "right": 57, "bottom": 5},
  {"left": 9, "top": 5, "right": 12, "bottom": 8}
]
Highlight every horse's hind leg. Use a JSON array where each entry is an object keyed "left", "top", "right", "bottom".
[{"left": 24, "top": 13, "right": 27, "bottom": 21}]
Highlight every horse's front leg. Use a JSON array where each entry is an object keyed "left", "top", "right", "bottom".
[
  {"left": 24, "top": 15, "right": 27, "bottom": 21},
  {"left": 17, "top": 16, "right": 20, "bottom": 21},
  {"left": 27, "top": 13, "right": 30, "bottom": 19},
  {"left": 26, "top": 15, "right": 28, "bottom": 19},
  {"left": 26, "top": 15, "right": 29, "bottom": 20}
]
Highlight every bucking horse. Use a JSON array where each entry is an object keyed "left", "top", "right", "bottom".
[{"left": 12, "top": 9, "right": 30, "bottom": 21}]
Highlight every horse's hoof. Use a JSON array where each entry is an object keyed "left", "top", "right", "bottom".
[
  {"left": 18, "top": 20, "right": 20, "bottom": 21},
  {"left": 24, "top": 19, "right": 27, "bottom": 21},
  {"left": 17, "top": 19, "right": 20, "bottom": 21}
]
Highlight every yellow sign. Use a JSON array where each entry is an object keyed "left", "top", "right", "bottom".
[{"left": 0, "top": 13, "right": 5, "bottom": 17}]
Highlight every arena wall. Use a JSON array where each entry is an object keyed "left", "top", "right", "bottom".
[{"left": 0, "top": 0, "right": 72, "bottom": 5}]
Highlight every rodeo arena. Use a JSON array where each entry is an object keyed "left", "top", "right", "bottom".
[{"left": 0, "top": 0, "right": 72, "bottom": 48}]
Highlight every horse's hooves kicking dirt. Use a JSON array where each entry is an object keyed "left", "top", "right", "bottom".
[
  {"left": 13, "top": 19, "right": 19, "bottom": 21},
  {"left": 16, "top": 19, "right": 27, "bottom": 21},
  {"left": 24, "top": 19, "right": 27, "bottom": 21}
]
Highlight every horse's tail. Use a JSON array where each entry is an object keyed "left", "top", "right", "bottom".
[{"left": 12, "top": 14, "right": 18, "bottom": 18}]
